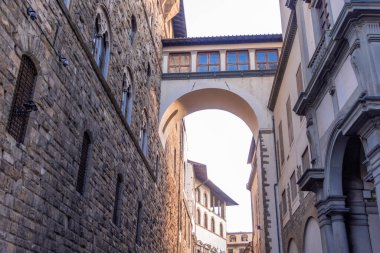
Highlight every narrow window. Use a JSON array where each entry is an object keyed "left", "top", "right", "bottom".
[
  {"left": 256, "top": 50, "right": 278, "bottom": 70},
  {"left": 93, "top": 10, "right": 111, "bottom": 78},
  {"left": 130, "top": 15, "right": 137, "bottom": 44},
  {"left": 168, "top": 53, "right": 191, "bottom": 73},
  {"left": 76, "top": 131, "right": 91, "bottom": 194},
  {"left": 197, "top": 52, "right": 220, "bottom": 72},
  {"left": 204, "top": 213, "right": 208, "bottom": 229},
  {"left": 146, "top": 64, "right": 151, "bottom": 91},
  {"left": 296, "top": 64, "right": 304, "bottom": 96},
  {"left": 139, "top": 110, "right": 148, "bottom": 155},
  {"left": 122, "top": 69, "right": 133, "bottom": 125},
  {"left": 241, "top": 234, "right": 248, "bottom": 241},
  {"left": 196, "top": 188, "right": 200, "bottom": 203},
  {"left": 230, "top": 236, "right": 236, "bottom": 242},
  {"left": 286, "top": 97, "right": 294, "bottom": 145},
  {"left": 290, "top": 172, "right": 297, "bottom": 201},
  {"left": 317, "top": 0, "right": 330, "bottom": 33},
  {"left": 155, "top": 153, "right": 160, "bottom": 178},
  {"left": 301, "top": 147, "right": 310, "bottom": 172},
  {"left": 281, "top": 190, "right": 287, "bottom": 215},
  {"left": 197, "top": 209, "right": 201, "bottom": 224},
  {"left": 135, "top": 201, "right": 143, "bottom": 245},
  {"left": 220, "top": 223, "right": 223, "bottom": 237},
  {"left": 204, "top": 193, "right": 208, "bottom": 208},
  {"left": 278, "top": 121, "right": 285, "bottom": 164},
  {"left": 7, "top": 55, "right": 38, "bottom": 143},
  {"left": 112, "top": 174, "right": 123, "bottom": 226},
  {"left": 227, "top": 51, "right": 249, "bottom": 71},
  {"left": 211, "top": 218, "right": 215, "bottom": 233}
]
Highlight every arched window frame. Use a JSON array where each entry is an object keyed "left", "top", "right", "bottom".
[
  {"left": 7, "top": 55, "right": 38, "bottom": 144},
  {"left": 93, "top": 7, "right": 111, "bottom": 79},
  {"left": 220, "top": 223, "right": 224, "bottom": 237},
  {"left": 211, "top": 218, "right": 215, "bottom": 233},
  {"left": 76, "top": 131, "right": 92, "bottom": 194},
  {"left": 204, "top": 213, "right": 208, "bottom": 229},
  {"left": 204, "top": 193, "right": 208, "bottom": 208},
  {"left": 196, "top": 188, "right": 201, "bottom": 203},
  {"left": 130, "top": 15, "right": 137, "bottom": 44},
  {"left": 197, "top": 209, "right": 201, "bottom": 225},
  {"left": 112, "top": 174, "right": 123, "bottom": 226}
]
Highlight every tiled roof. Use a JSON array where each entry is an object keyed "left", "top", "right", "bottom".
[{"left": 163, "top": 34, "right": 282, "bottom": 47}]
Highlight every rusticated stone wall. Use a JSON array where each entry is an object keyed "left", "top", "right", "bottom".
[{"left": 0, "top": 0, "right": 180, "bottom": 252}]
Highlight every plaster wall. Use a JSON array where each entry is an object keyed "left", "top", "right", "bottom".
[
  {"left": 335, "top": 56, "right": 359, "bottom": 109},
  {"left": 316, "top": 93, "right": 335, "bottom": 138},
  {"left": 279, "top": 0, "right": 292, "bottom": 36},
  {"left": 329, "top": 0, "right": 345, "bottom": 24}
]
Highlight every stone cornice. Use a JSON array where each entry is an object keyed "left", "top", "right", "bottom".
[
  {"left": 268, "top": 11, "right": 297, "bottom": 111},
  {"left": 162, "top": 69, "right": 276, "bottom": 80},
  {"left": 294, "top": 2, "right": 380, "bottom": 116}
]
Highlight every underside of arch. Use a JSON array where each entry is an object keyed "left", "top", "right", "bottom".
[{"left": 159, "top": 88, "right": 259, "bottom": 146}]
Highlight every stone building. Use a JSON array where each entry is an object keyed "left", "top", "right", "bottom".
[
  {"left": 269, "top": 1, "right": 380, "bottom": 253},
  {"left": 187, "top": 161, "right": 237, "bottom": 253},
  {"left": 226, "top": 232, "right": 253, "bottom": 253},
  {"left": 0, "top": 0, "right": 187, "bottom": 252}
]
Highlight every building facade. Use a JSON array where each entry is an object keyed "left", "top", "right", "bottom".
[
  {"left": 0, "top": 0, "right": 188, "bottom": 252},
  {"left": 226, "top": 232, "right": 253, "bottom": 253},
  {"left": 187, "top": 161, "right": 238, "bottom": 253},
  {"left": 269, "top": 1, "right": 380, "bottom": 253}
]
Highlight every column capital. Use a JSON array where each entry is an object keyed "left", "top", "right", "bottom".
[{"left": 317, "top": 195, "right": 349, "bottom": 217}]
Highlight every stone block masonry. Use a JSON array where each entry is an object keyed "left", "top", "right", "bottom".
[{"left": 0, "top": 0, "right": 179, "bottom": 252}]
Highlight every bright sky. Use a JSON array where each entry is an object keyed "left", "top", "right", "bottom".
[{"left": 182, "top": 0, "right": 282, "bottom": 232}]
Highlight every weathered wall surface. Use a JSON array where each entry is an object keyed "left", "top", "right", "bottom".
[{"left": 0, "top": 0, "right": 179, "bottom": 252}]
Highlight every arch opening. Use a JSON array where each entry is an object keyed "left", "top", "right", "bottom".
[{"left": 159, "top": 88, "right": 260, "bottom": 146}]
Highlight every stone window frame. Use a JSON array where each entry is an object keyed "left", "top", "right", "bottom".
[
  {"left": 76, "top": 131, "right": 92, "bottom": 195},
  {"left": 112, "top": 173, "right": 124, "bottom": 226},
  {"left": 290, "top": 171, "right": 298, "bottom": 201},
  {"left": 121, "top": 68, "right": 134, "bottom": 125},
  {"left": 7, "top": 55, "right": 38, "bottom": 144},
  {"left": 93, "top": 6, "right": 112, "bottom": 79}
]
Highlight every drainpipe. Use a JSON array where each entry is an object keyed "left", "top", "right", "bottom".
[{"left": 272, "top": 116, "right": 283, "bottom": 253}]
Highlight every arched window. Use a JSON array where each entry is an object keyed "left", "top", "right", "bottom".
[
  {"left": 197, "top": 209, "right": 201, "bottom": 225},
  {"left": 230, "top": 235, "right": 236, "bottom": 242},
  {"left": 76, "top": 131, "right": 91, "bottom": 194},
  {"left": 204, "top": 193, "right": 208, "bottom": 207},
  {"left": 7, "top": 55, "right": 38, "bottom": 143},
  {"left": 139, "top": 110, "right": 149, "bottom": 155},
  {"left": 241, "top": 234, "right": 248, "bottom": 241},
  {"left": 204, "top": 213, "right": 208, "bottom": 229},
  {"left": 130, "top": 15, "right": 137, "bottom": 43},
  {"left": 112, "top": 174, "right": 123, "bottom": 226},
  {"left": 155, "top": 152, "right": 160, "bottom": 178},
  {"left": 121, "top": 68, "right": 133, "bottom": 124},
  {"left": 196, "top": 188, "right": 201, "bottom": 203},
  {"left": 93, "top": 8, "right": 111, "bottom": 79},
  {"left": 220, "top": 223, "right": 224, "bottom": 237},
  {"left": 211, "top": 218, "right": 215, "bottom": 233}
]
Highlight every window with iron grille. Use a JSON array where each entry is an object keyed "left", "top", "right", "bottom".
[
  {"left": 76, "top": 132, "right": 91, "bottom": 194},
  {"left": 197, "top": 52, "right": 220, "bottom": 72},
  {"left": 168, "top": 53, "right": 191, "bottom": 73},
  {"left": 256, "top": 50, "right": 278, "bottom": 70},
  {"left": 112, "top": 174, "right": 123, "bottom": 226},
  {"left": 227, "top": 51, "right": 249, "bottom": 71},
  {"left": 7, "top": 55, "right": 38, "bottom": 143}
]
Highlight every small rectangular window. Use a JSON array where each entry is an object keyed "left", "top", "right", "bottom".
[
  {"left": 286, "top": 97, "right": 294, "bottom": 145},
  {"left": 197, "top": 52, "right": 220, "bottom": 72},
  {"left": 278, "top": 121, "right": 285, "bottom": 164},
  {"left": 168, "top": 53, "right": 191, "bottom": 73},
  {"left": 281, "top": 190, "right": 287, "bottom": 215},
  {"left": 296, "top": 64, "right": 303, "bottom": 96},
  {"left": 290, "top": 172, "right": 297, "bottom": 201},
  {"left": 256, "top": 50, "right": 278, "bottom": 70},
  {"left": 227, "top": 51, "right": 249, "bottom": 71},
  {"left": 301, "top": 147, "right": 310, "bottom": 172}
]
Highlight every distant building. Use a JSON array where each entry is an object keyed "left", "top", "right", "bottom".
[
  {"left": 227, "top": 232, "right": 253, "bottom": 253},
  {"left": 186, "top": 161, "right": 238, "bottom": 253}
]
